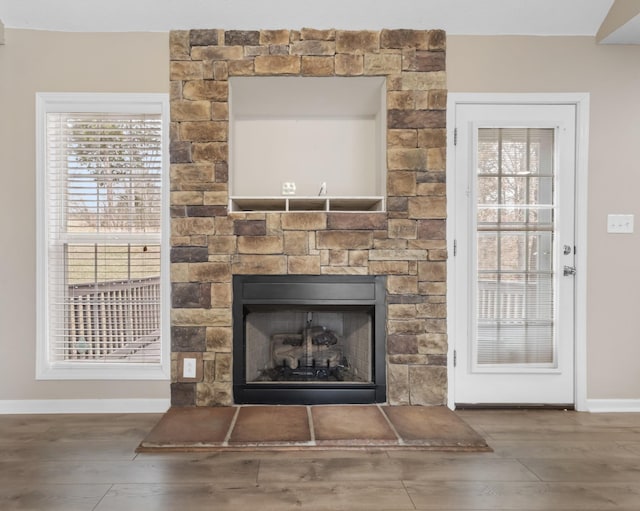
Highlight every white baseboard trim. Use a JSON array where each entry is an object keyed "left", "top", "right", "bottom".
[
  {"left": 585, "top": 399, "right": 640, "bottom": 413},
  {"left": 0, "top": 398, "right": 171, "bottom": 414}
]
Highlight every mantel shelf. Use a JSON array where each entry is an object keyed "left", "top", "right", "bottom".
[{"left": 229, "top": 196, "right": 385, "bottom": 213}]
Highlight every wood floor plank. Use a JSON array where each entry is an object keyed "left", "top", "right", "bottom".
[
  {"left": 94, "top": 481, "right": 416, "bottom": 511},
  {"left": 258, "top": 456, "right": 538, "bottom": 482},
  {"left": 617, "top": 441, "right": 640, "bottom": 456},
  {"left": 0, "top": 439, "right": 141, "bottom": 461},
  {"left": 488, "top": 440, "right": 640, "bottom": 460},
  {"left": 0, "top": 458, "right": 260, "bottom": 485},
  {"left": 520, "top": 458, "right": 640, "bottom": 483},
  {"left": 481, "top": 425, "right": 640, "bottom": 442},
  {"left": 0, "top": 484, "right": 110, "bottom": 511},
  {"left": 405, "top": 481, "right": 629, "bottom": 510}
]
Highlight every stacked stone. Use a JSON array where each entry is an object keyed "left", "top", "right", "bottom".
[{"left": 169, "top": 28, "right": 447, "bottom": 406}]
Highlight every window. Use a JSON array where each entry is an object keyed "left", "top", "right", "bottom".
[
  {"left": 475, "top": 128, "right": 555, "bottom": 365},
  {"left": 36, "top": 93, "right": 170, "bottom": 379}
]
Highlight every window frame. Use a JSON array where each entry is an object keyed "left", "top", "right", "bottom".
[{"left": 36, "top": 92, "right": 170, "bottom": 380}]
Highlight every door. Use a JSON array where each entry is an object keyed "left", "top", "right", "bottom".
[{"left": 453, "top": 102, "right": 576, "bottom": 406}]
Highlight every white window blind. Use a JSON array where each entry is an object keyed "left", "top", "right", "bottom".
[
  {"left": 37, "top": 94, "right": 169, "bottom": 379},
  {"left": 475, "top": 128, "right": 556, "bottom": 366}
]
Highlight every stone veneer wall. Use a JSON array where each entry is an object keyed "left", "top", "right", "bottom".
[{"left": 169, "top": 28, "right": 447, "bottom": 407}]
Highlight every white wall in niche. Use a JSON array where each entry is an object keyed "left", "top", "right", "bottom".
[
  {"left": 233, "top": 118, "right": 377, "bottom": 196},
  {"left": 229, "top": 76, "right": 386, "bottom": 198}
]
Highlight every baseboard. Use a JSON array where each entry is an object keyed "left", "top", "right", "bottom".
[
  {"left": 0, "top": 398, "right": 171, "bottom": 414},
  {"left": 585, "top": 399, "right": 640, "bottom": 413}
]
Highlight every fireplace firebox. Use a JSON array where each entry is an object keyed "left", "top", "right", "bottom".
[{"left": 233, "top": 275, "right": 386, "bottom": 404}]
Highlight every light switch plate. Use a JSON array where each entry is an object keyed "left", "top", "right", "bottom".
[
  {"left": 183, "top": 357, "right": 196, "bottom": 378},
  {"left": 607, "top": 214, "right": 634, "bottom": 233}
]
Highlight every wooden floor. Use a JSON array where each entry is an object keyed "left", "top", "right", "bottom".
[{"left": 1, "top": 409, "right": 640, "bottom": 510}]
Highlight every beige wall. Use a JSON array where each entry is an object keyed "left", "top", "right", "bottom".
[
  {"left": 1, "top": 30, "right": 639, "bottom": 404},
  {"left": 448, "top": 36, "right": 640, "bottom": 400},
  {"left": 0, "top": 29, "right": 170, "bottom": 402}
]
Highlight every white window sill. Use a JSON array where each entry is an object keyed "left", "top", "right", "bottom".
[{"left": 36, "top": 362, "right": 170, "bottom": 381}]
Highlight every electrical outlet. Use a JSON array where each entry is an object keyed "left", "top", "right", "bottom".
[
  {"left": 607, "top": 214, "right": 634, "bottom": 234},
  {"left": 183, "top": 357, "right": 196, "bottom": 378},
  {"left": 281, "top": 182, "right": 296, "bottom": 195}
]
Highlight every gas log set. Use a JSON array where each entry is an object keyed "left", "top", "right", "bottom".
[{"left": 258, "top": 317, "right": 354, "bottom": 382}]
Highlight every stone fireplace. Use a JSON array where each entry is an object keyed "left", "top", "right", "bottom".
[{"left": 169, "top": 28, "right": 447, "bottom": 407}]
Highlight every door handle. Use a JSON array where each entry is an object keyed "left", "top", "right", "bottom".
[{"left": 563, "top": 265, "right": 576, "bottom": 276}]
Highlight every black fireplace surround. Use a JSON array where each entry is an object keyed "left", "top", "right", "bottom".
[{"left": 233, "top": 275, "right": 387, "bottom": 405}]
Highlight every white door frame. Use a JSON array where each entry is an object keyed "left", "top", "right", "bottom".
[{"left": 446, "top": 93, "right": 590, "bottom": 411}]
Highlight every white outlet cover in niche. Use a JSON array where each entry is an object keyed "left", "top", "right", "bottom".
[{"left": 229, "top": 76, "right": 387, "bottom": 199}]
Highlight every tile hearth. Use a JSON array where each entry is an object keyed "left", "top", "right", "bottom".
[{"left": 137, "top": 405, "right": 489, "bottom": 452}]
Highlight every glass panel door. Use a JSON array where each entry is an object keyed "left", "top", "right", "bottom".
[{"left": 452, "top": 100, "right": 577, "bottom": 406}]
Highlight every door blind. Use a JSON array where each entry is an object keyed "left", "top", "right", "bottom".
[{"left": 475, "top": 128, "right": 556, "bottom": 366}]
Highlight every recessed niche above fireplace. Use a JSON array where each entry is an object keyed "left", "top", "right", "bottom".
[
  {"left": 233, "top": 275, "right": 387, "bottom": 405},
  {"left": 229, "top": 76, "right": 387, "bottom": 212}
]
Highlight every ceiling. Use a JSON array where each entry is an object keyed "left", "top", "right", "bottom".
[{"left": 0, "top": 0, "right": 638, "bottom": 43}]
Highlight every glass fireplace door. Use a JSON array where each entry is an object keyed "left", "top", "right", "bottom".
[{"left": 245, "top": 307, "right": 373, "bottom": 384}]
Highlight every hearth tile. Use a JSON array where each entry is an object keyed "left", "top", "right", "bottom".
[
  {"left": 311, "top": 405, "right": 398, "bottom": 445},
  {"left": 382, "top": 405, "right": 489, "bottom": 448},
  {"left": 229, "top": 406, "right": 311, "bottom": 445},
  {"left": 141, "top": 406, "right": 235, "bottom": 446}
]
